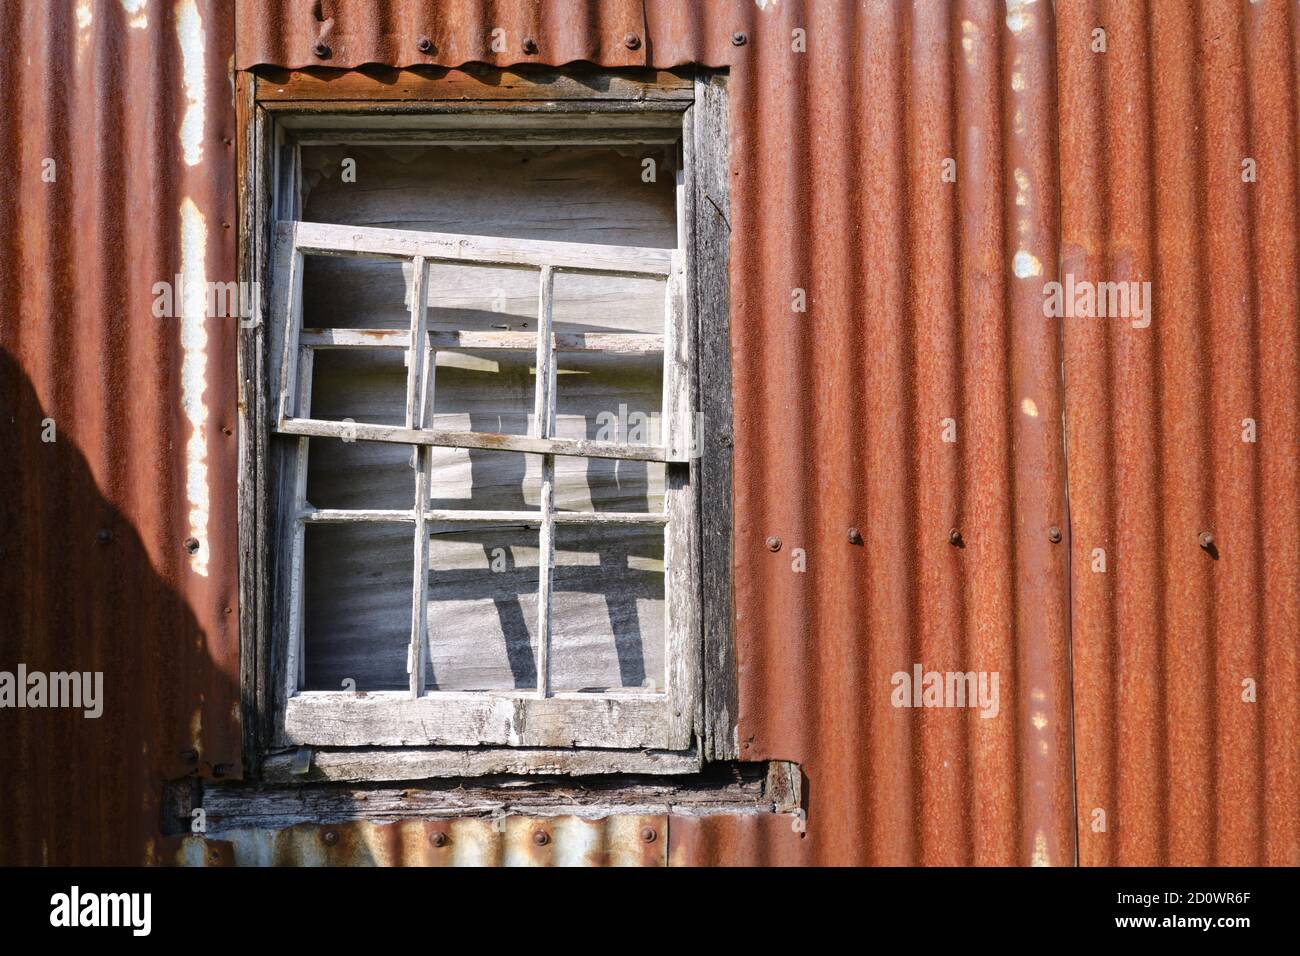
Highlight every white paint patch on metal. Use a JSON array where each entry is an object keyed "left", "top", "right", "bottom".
[
  {"left": 176, "top": 0, "right": 205, "bottom": 166},
  {"left": 122, "top": 0, "right": 148, "bottom": 30},
  {"left": 180, "top": 197, "right": 210, "bottom": 576}
]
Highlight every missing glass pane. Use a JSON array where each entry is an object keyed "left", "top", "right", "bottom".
[
  {"left": 550, "top": 523, "right": 666, "bottom": 694},
  {"left": 303, "top": 522, "right": 414, "bottom": 691}
]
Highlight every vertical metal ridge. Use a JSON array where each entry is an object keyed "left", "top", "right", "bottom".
[
  {"left": 1248, "top": 0, "right": 1300, "bottom": 866},
  {"left": 1002, "top": 0, "right": 1074, "bottom": 867}
]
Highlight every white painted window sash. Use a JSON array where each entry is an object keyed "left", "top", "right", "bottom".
[
  {"left": 273, "top": 218, "right": 695, "bottom": 751},
  {"left": 273, "top": 220, "right": 691, "bottom": 464}
]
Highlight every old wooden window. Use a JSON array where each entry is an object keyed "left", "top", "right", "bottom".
[{"left": 241, "top": 69, "right": 734, "bottom": 777}]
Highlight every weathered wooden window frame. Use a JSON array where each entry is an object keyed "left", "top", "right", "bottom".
[{"left": 236, "top": 67, "right": 735, "bottom": 780}]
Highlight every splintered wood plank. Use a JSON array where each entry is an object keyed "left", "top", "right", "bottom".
[
  {"left": 277, "top": 417, "right": 671, "bottom": 462},
  {"left": 692, "top": 74, "right": 733, "bottom": 759},
  {"left": 259, "top": 746, "right": 702, "bottom": 784},
  {"left": 286, "top": 219, "right": 673, "bottom": 276}
]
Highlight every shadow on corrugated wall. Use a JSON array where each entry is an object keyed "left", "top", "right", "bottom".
[{"left": 0, "top": 0, "right": 240, "bottom": 865}]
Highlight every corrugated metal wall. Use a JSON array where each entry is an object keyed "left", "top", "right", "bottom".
[
  {"left": 1058, "top": 0, "right": 1299, "bottom": 866},
  {"left": 0, "top": 0, "right": 240, "bottom": 864},
  {"left": 1, "top": 0, "right": 1295, "bottom": 867}
]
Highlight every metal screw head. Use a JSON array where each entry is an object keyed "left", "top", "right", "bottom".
[
  {"left": 731, "top": 31, "right": 748, "bottom": 46},
  {"left": 430, "top": 831, "right": 448, "bottom": 848},
  {"left": 184, "top": 536, "right": 200, "bottom": 554},
  {"left": 96, "top": 528, "right": 112, "bottom": 545},
  {"left": 624, "top": 33, "right": 641, "bottom": 50},
  {"left": 322, "top": 829, "right": 339, "bottom": 846},
  {"left": 949, "top": 528, "right": 963, "bottom": 547},
  {"left": 766, "top": 536, "right": 782, "bottom": 552},
  {"left": 1048, "top": 526, "right": 1062, "bottom": 543},
  {"left": 532, "top": 829, "right": 550, "bottom": 846},
  {"left": 522, "top": 37, "right": 538, "bottom": 54},
  {"left": 312, "top": 41, "right": 331, "bottom": 59},
  {"left": 847, "top": 527, "right": 863, "bottom": 545},
  {"left": 640, "top": 826, "right": 657, "bottom": 844},
  {"left": 416, "top": 36, "right": 433, "bottom": 54},
  {"left": 1199, "top": 531, "right": 1214, "bottom": 550}
]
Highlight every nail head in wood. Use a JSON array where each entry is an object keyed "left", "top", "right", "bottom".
[
  {"left": 847, "top": 527, "right": 863, "bottom": 545},
  {"left": 765, "top": 536, "right": 781, "bottom": 552},
  {"left": 1199, "top": 531, "right": 1214, "bottom": 550},
  {"left": 1048, "top": 526, "right": 1062, "bottom": 543}
]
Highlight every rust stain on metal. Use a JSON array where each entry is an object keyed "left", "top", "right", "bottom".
[{"left": 177, "top": 816, "right": 667, "bottom": 866}]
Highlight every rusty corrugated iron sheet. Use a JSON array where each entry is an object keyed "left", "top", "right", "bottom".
[
  {"left": 233, "top": 0, "right": 741, "bottom": 70},
  {"left": 1058, "top": 0, "right": 1300, "bottom": 866},
  {"left": 707, "top": 0, "right": 1075, "bottom": 868},
  {"left": 0, "top": 0, "right": 240, "bottom": 864},
  {"left": 176, "top": 815, "right": 668, "bottom": 866},
  {"left": 233, "top": 0, "right": 1077, "bottom": 867},
  {"left": 3, "top": 0, "right": 1294, "bottom": 868}
]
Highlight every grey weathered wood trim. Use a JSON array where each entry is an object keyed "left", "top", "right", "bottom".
[
  {"left": 275, "top": 417, "right": 678, "bottom": 463},
  {"left": 282, "top": 691, "right": 684, "bottom": 749},
  {"left": 282, "top": 218, "right": 673, "bottom": 276},
  {"left": 693, "top": 72, "right": 737, "bottom": 761},
  {"left": 236, "top": 72, "right": 269, "bottom": 762},
  {"left": 297, "top": 508, "right": 668, "bottom": 526},
  {"left": 245, "top": 83, "right": 733, "bottom": 780},
  {"left": 277, "top": 110, "right": 688, "bottom": 131},
  {"left": 259, "top": 746, "right": 703, "bottom": 783},
  {"left": 292, "top": 128, "right": 684, "bottom": 147},
  {"left": 406, "top": 257, "right": 431, "bottom": 697},
  {"left": 533, "top": 265, "right": 557, "bottom": 698},
  {"left": 300, "top": 328, "right": 665, "bottom": 354}
]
